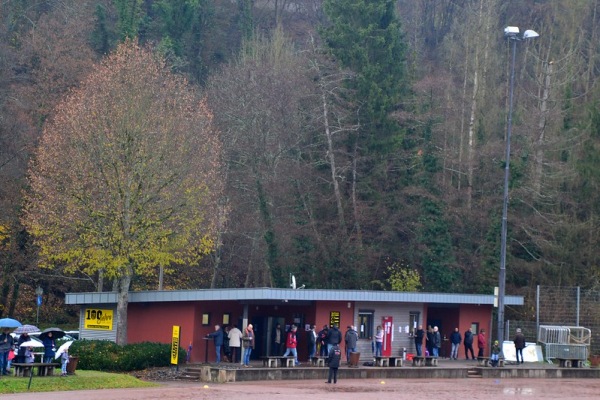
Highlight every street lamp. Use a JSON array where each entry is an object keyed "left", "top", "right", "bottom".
[
  {"left": 35, "top": 285, "right": 43, "bottom": 324},
  {"left": 498, "top": 26, "right": 539, "bottom": 344}
]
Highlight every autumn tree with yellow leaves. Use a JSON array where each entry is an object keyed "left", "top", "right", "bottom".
[{"left": 23, "top": 40, "right": 223, "bottom": 344}]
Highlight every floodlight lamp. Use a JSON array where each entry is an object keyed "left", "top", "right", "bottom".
[
  {"left": 504, "top": 26, "right": 519, "bottom": 36},
  {"left": 523, "top": 30, "right": 539, "bottom": 39}
]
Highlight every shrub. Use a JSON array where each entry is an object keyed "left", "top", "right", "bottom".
[{"left": 66, "top": 340, "right": 187, "bottom": 371}]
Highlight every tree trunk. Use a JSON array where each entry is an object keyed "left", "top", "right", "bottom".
[
  {"left": 533, "top": 62, "right": 553, "bottom": 196},
  {"left": 115, "top": 268, "right": 132, "bottom": 345}
]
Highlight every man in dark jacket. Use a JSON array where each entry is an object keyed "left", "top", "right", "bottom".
[
  {"left": 450, "top": 327, "right": 462, "bottom": 360},
  {"left": 414, "top": 325, "right": 425, "bottom": 357},
  {"left": 513, "top": 328, "right": 526, "bottom": 364},
  {"left": 318, "top": 325, "right": 329, "bottom": 356},
  {"left": 0, "top": 328, "right": 14, "bottom": 375},
  {"left": 326, "top": 344, "right": 342, "bottom": 384},
  {"left": 206, "top": 324, "right": 224, "bottom": 363},
  {"left": 272, "top": 323, "right": 284, "bottom": 356},
  {"left": 344, "top": 326, "right": 358, "bottom": 363},
  {"left": 326, "top": 324, "right": 342, "bottom": 355},
  {"left": 464, "top": 328, "right": 475, "bottom": 360}
]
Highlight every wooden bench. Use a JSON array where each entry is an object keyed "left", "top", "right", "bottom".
[
  {"left": 412, "top": 356, "right": 438, "bottom": 367},
  {"left": 477, "top": 357, "right": 504, "bottom": 367},
  {"left": 12, "top": 362, "right": 60, "bottom": 377},
  {"left": 310, "top": 356, "right": 327, "bottom": 367},
  {"left": 388, "top": 356, "right": 403, "bottom": 367},
  {"left": 374, "top": 356, "right": 389, "bottom": 367},
  {"left": 556, "top": 358, "right": 584, "bottom": 368},
  {"left": 477, "top": 357, "right": 490, "bottom": 367}
]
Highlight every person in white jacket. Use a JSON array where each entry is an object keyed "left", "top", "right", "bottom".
[{"left": 227, "top": 325, "right": 243, "bottom": 364}]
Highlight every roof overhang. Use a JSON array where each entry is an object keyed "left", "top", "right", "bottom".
[{"left": 65, "top": 288, "right": 524, "bottom": 306}]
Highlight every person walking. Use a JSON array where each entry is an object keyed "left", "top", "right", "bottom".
[
  {"left": 344, "top": 325, "right": 358, "bottom": 363},
  {"left": 464, "top": 328, "right": 475, "bottom": 360},
  {"left": 242, "top": 324, "right": 255, "bottom": 367},
  {"left": 414, "top": 325, "right": 424, "bottom": 357},
  {"left": 326, "top": 344, "right": 342, "bottom": 384},
  {"left": 282, "top": 325, "right": 300, "bottom": 365},
  {"left": 228, "top": 324, "right": 243, "bottom": 364},
  {"left": 432, "top": 326, "right": 441, "bottom": 358},
  {"left": 514, "top": 328, "right": 526, "bottom": 364},
  {"left": 205, "top": 324, "right": 224, "bottom": 363},
  {"left": 477, "top": 329, "right": 486, "bottom": 358},
  {"left": 449, "top": 327, "right": 462, "bottom": 360}
]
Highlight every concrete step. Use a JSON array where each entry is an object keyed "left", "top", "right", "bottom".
[{"left": 467, "top": 369, "right": 482, "bottom": 378}]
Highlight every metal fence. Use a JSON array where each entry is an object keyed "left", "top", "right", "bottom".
[{"left": 506, "top": 286, "right": 600, "bottom": 356}]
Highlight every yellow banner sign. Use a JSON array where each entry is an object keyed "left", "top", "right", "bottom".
[
  {"left": 84, "top": 308, "right": 114, "bottom": 330},
  {"left": 171, "top": 326, "right": 180, "bottom": 365}
]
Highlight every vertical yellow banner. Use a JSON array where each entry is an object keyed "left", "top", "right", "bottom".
[{"left": 171, "top": 326, "right": 180, "bottom": 365}]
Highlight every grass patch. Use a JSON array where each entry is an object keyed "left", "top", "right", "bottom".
[{"left": 0, "top": 370, "right": 158, "bottom": 394}]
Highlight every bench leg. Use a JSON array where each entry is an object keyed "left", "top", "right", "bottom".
[{"left": 286, "top": 358, "right": 294, "bottom": 367}]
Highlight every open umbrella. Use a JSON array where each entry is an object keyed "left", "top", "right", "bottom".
[
  {"left": 0, "top": 317, "right": 22, "bottom": 328},
  {"left": 13, "top": 324, "right": 41, "bottom": 335},
  {"left": 39, "top": 327, "right": 65, "bottom": 340},
  {"left": 54, "top": 341, "right": 73, "bottom": 359},
  {"left": 19, "top": 339, "right": 45, "bottom": 348}
]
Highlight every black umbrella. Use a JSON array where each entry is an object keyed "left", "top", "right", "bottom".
[{"left": 39, "top": 327, "right": 65, "bottom": 340}]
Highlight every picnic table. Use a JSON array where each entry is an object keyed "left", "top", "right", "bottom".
[
  {"left": 11, "top": 362, "right": 60, "bottom": 377},
  {"left": 261, "top": 356, "right": 296, "bottom": 368}
]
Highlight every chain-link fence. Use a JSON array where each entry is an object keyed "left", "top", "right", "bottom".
[{"left": 507, "top": 286, "right": 600, "bottom": 356}]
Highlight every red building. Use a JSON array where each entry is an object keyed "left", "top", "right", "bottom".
[{"left": 66, "top": 288, "right": 523, "bottom": 362}]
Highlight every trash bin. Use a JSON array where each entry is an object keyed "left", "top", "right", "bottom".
[
  {"left": 66, "top": 356, "right": 79, "bottom": 374},
  {"left": 349, "top": 352, "right": 360, "bottom": 367}
]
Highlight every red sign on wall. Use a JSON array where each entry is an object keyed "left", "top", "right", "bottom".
[{"left": 382, "top": 316, "right": 393, "bottom": 357}]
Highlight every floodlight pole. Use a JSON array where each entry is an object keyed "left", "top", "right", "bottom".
[
  {"left": 35, "top": 285, "right": 43, "bottom": 324},
  {"left": 498, "top": 27, "right": 538, "bottom": 344}
]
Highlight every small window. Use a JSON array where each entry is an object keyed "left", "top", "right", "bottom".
[
  {"left": 409, "top": 312, "right": 420, "bottom": 337},
  {"left": 358, "top": 310, "right": 374, "bottom": 339}
]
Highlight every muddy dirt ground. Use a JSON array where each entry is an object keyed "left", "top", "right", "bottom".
[{"left": 3, "top": 377, "right": 600, "bottom": 400}]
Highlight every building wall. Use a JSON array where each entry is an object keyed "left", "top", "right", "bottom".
[{"left": 353, "top": 302, "right": 425, "bottom": 360}]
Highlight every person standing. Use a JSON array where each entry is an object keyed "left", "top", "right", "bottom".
[
  {"left": 42, "top": 331, "right": 56, "bottom": 363},
  {"left": 308, "top": 325, "right": 318, "bottom": 360},
  {"left": 326, "top": 344, "right": 342, "bottom": 384},
  {"left": 242, "top": 324, "right": 255, "bottom": 367},
  {"left": 344, "top": 325, "right": 358, "bottom": 363},
  {"left": 477, "top": 329, "right": 486, "bottom": 358},
  {"left": 16, "top": 332, "right": 30, "bottom": 363},
  {"left": 272, "top": 323, "right": 284, "bottom": 356},
  {"left": 318, "top": 325, "right": 329, "bottom": 356},
  {"left": 414, "top": 325, "right": 424, "bottom": 357},
  {"left": 60, "top": 348, "right": 70, "bottom": 376},
  {"left": 205, "top": 324, "right": 224, "bottom": 363},
  {"left": 228, "top": 324, "right": 243, "bottom": 364},
  {"left": 223, "top": 325, "right": 231, "bottom": 362},
  {"left": 282, "top": 325, "right": 299, "bottom": 365},
  {"left": 0, "top": 328, "right": 14, "bottom": 375},
  {"left": 426, "top": 325, "right": 434, "bottom": 357},
  {"left": 326, "top": 324, "right": 342, "bottom": 355},
  {"left": 464, "top": 328, "right": 475, "bottom": 360},
  {"left": 514, "top": 328, "right": 526, "bottom": 364},
  {"left": 374, "top": 326, "right": 383, "bottom": 357},
  {"left": 449, "top": 327, "right": 462, "bottom": 360},
  {"left": 432, "top": 326, "right": 441, "bottom": 357}
]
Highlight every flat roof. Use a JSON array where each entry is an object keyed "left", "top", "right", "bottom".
[{"left": 65, "top": 288, "right": 523, "bottom": 306}]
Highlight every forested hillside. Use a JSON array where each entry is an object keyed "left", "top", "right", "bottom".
[{"left": 1, "top": 0, "right": 599, "bottom": 325}]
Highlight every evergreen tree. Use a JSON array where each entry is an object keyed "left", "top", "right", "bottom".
[{"left": 321, "top": 0, "right": 408, "bottom": 152}]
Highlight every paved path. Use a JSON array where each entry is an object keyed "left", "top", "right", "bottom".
[{"left": 3, "top": 378, "right": 600, "bottom": 400}]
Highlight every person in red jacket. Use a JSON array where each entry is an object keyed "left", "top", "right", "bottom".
[
  {"left": 477, "top": 329, "right": 486, "bottom": 358},
  {"left": 282, "top": 325, "right": 300, "bottom": 365}
]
